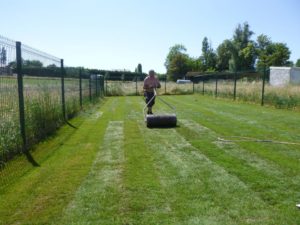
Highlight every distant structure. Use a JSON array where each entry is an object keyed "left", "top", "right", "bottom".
[{"left": 270, "top": 67, "right": 300, "bottom": 86}]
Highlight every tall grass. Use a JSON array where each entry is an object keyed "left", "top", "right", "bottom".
[
  {"left": 193, "top": 80, "right": 300, "bottom": 110},
  {"left": 0, "top": 76, "right": 99, "bottom": 164},
  {"left": 104, "top": 80, "right": 300, "bottom": 109},
  {"left": 105, "top": 80, "right": 300, "bottom": 110},
  {"left": 264, "top": 84, "right": 300, "bottom": 109},
  {"left": 105, "top": 81, "right": 194, "bottom": 96},
  {"left": 0, "top": 76, "right": 22, "bottom": 162}
]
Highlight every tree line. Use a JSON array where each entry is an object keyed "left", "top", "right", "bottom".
[
  {"left": 165, "top": 22, "right": 300, "bottom": 81},
  {"left": 0, "top": 57, "right": 146, "bottom": 80}
]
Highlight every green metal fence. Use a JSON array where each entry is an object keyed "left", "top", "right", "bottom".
[
  {"left": 103, "top": 68, "right": 299, "bottom": 110},
  {"left": 0, "top": 35, "right": 104, "bottom": 168}
]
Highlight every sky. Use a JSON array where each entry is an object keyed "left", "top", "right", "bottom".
[{"left": 1, "top": 0, "right": 300, "bottom": 73}]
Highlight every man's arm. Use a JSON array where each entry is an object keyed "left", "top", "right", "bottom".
[
  {"left": 156, "top": 79, "right": 161, "bottom": 88},
  {"left": 143, "top": 77, "right": 149, "bottom": 90}
]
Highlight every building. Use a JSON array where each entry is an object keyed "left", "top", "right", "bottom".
[{"left": 270, "top": 67, "right": 300, "bottom": 86}]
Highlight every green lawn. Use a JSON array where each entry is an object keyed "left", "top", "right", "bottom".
[{"left": 0, "top": 95, "right": 300, "bottom": 225}]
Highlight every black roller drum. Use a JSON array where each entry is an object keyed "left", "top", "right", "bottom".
[{"left": 146, "top": 114, "right": 177, "bottom": 128}]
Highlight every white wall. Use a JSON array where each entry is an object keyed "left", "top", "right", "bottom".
[
  {"left": 290, "top": 67, "right": 300, "bottom": 84},
  {"left": 270, "top": 67, "right": 290, "bottom": 86}
]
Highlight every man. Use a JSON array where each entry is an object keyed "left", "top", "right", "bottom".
[{"left": 143, "top": 70, "right": 161, "bottom": 114}]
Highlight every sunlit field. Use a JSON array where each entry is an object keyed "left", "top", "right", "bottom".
[
  {"left": 105, "top": 80, "right": 300, "bottom": 110},
  {"left": 0, "top": 76, "right": 92, "bottom": 161},
  {"left": 1, "top": 95, "right": 299, "bottom": 225}
]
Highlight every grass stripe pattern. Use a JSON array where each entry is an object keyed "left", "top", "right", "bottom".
[{"left": 0, "top": 95, "right": 299, "bottom": 225}]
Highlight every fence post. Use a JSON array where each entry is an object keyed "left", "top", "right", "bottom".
[
  {"left": 16, "top": 41, "right": 27, "bottom": 152},
  {"left": 102, "top": 76, "right": 104, "bottom": 97},
  {"left": 261, "top": 66, "right": 266, "bottom": 106},
  {"left": 202, "top": 81, "right": 204, "bottom": 95},
  {"left": 165, "top": 74, "right": 167, "bottom": 94},
  {"left": 215, "top": 74, "right": 218, "bottom": 97},
  {"left": 233, "top": 70, "right": 237, "bottom": 100},
  {"left": 105, "top": 76, "right": 108, "bottom": 96},
  {"left": 96, "top": 75, "right": 99, "bottom": 97},
  {"left": 89, "top": 75, "right": 92, "bottom": 102},
  {"left": 136, "top": 75, "right": 138, "bottom": 96},
  {"left": 97, "top": 74, "right": 101, "bottom": 97},
  {"left": 60, "top": 59, "right": 66, "bottom": 119},
  {"left": 79, "top": 68, "right": 82, "bottom": 109},
  {"left": 192, "top": 82, "right": 195, "bottom": 94},
  {"left": 100, "top": 75, "right": 104, "bottom": 97}
]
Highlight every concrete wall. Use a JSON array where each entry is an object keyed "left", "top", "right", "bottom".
[
  {"left": 270, "top": 67, "right": 290, "bottom": 86},
  {"left": 290, "top": 67, "right": 300, "bottom": 84},
  {"left": 270, "top": 67, "right": 300, "bottom": 86}
]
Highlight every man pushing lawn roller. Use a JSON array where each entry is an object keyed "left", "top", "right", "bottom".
[
  {"left": 143, "top": 70, "right": 177, "bottom": 128},
  {"left": 143, "top": 70, "right": 161, "bottom": 114}
]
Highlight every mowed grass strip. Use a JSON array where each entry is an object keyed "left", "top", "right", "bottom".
[
  {"left": 138, "top": 123, "right": 273, "bottom": 225},
  {"left": 59, "top": 121, "right": 125, "bottom": 225},
  {"left": 164, "top": 95, "right": 300, "bottom": 223},
  {"left": 165, "top": 95, "right": 300, "bottom": 175},
  {"left": 1, "top": 95, "right": 300, "bottom": 225},
  {"left": 0, "top": 99, "right": 119, "bottom": 225},
  {"left": 131, "top": 95, "right": 300, "bottom": 223},
  {"left": 176, "top": 119, "right": 299, "bottom": 223},
  {"left": 119, "top": 97, "right": 173, "bottom": 224},
  {"left": 120, "top": 120, "right": 172, "bottom": 225}
]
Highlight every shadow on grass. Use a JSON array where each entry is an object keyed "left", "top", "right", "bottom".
[
  {"left": 146, "top": 124, "right": 180, "bottom": 129},
  {"left": 24, "top": 151, "right": 40, "bottom": 167},
  {"left": 65, "top": 120, "right": 78, "bottom": 129}
]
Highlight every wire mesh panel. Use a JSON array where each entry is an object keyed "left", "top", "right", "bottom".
[
  {"left": 0, "top": 35, "right": 104, "bottom": 188},
  {"left": 90, "top": 75, "right": 102, "bottom": 101},
  {"left": 81, "top": 77, "right": 90, "bottom": 104},
  {"left": 201, "top": 80, "right": 216, "bottom": 96},
  {"left": 21, "top": 44, "right": 63, "bottom": 146},
  {"left": 23, "top": 76, "right": 62, "bottom": 143},
  {"left": 235, "top": 79, "right": 263, "bottom": 103},
  {"left": 65, "top": 77, "right": 80, "bottom": 118},
  {"left": 215, "top": 79, "right": 235, "bottom": 98},
  {"left": 0, "top": 36, "right": 22, "bottom": 165},
  {"left": 165, "top": 81, "right": 193, "bottom": 95}
]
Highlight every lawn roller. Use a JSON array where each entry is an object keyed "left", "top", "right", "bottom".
[{"left": 143, "top": 89, "right": 177, "bottom": 128}]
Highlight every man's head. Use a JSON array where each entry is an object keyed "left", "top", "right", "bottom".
[{"left": 149, "top": 70, "right": 155, "bottom": 77}]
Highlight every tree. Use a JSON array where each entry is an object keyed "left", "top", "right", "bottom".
[
  {"left": 231, "top": 22, "right": 256, "bottom": 71},
  {"left": 187, "top": 57, "right": 205, "bottom": 72},
  {"left": 165, "top": 44, "right": 187, "bottom": 70},
  {"left": 137, "top": 63, "right": 142, "bottom": 73},
  {"left": 23, "top": 60, "right": 43, "bottom": 68},
  {"left": 8, "top": 61, "right": 17, "bottom": 69},
  {"left": 233, "top": 22, "right": 254, "bottom": 49},
  {"left": 202, "top": 37, "right": 209, "bottom": 64},
  {"left": 201, "top": 37, "right": 217, "bottom": 71},
  {"left": 0, "top": 47, "right": 7, "bottom": 66},
  {"left": 239, "top": 42, "right": 257, "bottom": 70},
  {"left": 165, "top": 44, "right": 189, "bottom": 81},
  {"left": 296, "top": 59, "right": 300, "bottom": 67},
  {"left": 216, "top": 40, "right": 232, "bottom": 71},
  {"left": 256, "top": 34, "right": 291, "bottom": 69},
  {"left": 47, "top": 64, "right": 57, "bottom": 68},
  {"left": 216, "top": 22, "right": 256, "bottom": 72},
  {"left": 267, "top": 43, "right": 290, "bottom": 66},
  {"left": 256, "top": 34, "right": 271, "bottom": 51},
  {"left": 167, "top": 53, "right": 189, "bottom": 81}
]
